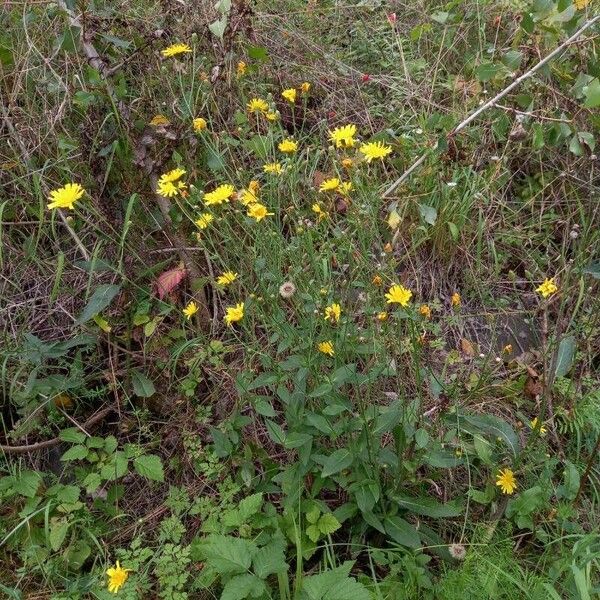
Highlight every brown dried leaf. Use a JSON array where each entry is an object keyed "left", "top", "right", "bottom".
[
  {"left": 313, "top": 170, "right": 327, "bottom": 190},
  {"left": 155, "top": 264, "right": 188, "bottom": 299},
  {"left": 460, "top": 338, "right": 476, "bottom": 357},
  {"left": 524, "top": 375, "right": 544, "bottom": 400}
]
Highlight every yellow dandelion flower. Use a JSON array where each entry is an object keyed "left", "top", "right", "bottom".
[
  {"left": 312, "top": 203, "right": 328, "bottom": 221},
  {"left": 157, "top": 181, "right": 178, "bottom": 197},
  {"left": 247, "top": 98, "right": 269, "bottom": 113},
  {"left": 161, "top": 43, "right": 192, "bottom": 58},
  {"left": 339, "top": 181, "right": 353, "bottom": 196},
  {"left": 193, "top": 117, "right": 207, "bottom": 132},
  {"left": 47, "top": 183, "right": 85, "bottom": 210},
  {"left": 324, "top": 302, "right": 341, "bottom": 323},
  {"left": 159, "top": 168, "right": 186, "bottom": 184},
  {"left": 300, "top": 82, "right": 311, "bottom": 93},
  {"left": 239, "top": 188, "right": 259, "bottom": 206},
  {"left": 451, "top": 292, "right": 461, "bottom": 307},
  {"left": 150, "top": 114, "right": 170, "bottom": 126},
  {"left": 377, "top": 311, "right": 388, "bottom": 321},
  {"left": 329, "top": 124, "right": 357, "bottom": 148},
  {"left": 278, "top": 138, "right": 298, "bottom": 154},
  {"left": 574, "top": 0, "right": 590, "bottom": 8},
  {"left": 263, "top": 162, "right": 283, "bottom": 174},
  {"left": 217, "top": 271, "right": 238, "bottom": 286},
  {"left": 319, "top": 178, "right": 340, "bottom": 192},
  {"left": 360, "top": 140, "right": 392, "bottom": 162},
  {"left": 530, "top": 418, "right": 547, "bottom": 436},
  {"left": 247, "top": 202, "right": 274, "bottom": 221},
  {"left": 183, "top": 301, "right": 199, "bottom": 320},
  {"left": 503, "top": 344, "right": 513, "bottom": 354},
  {"left": 385, "top": 284, "right": 412, "bottom": 307},
  {"left": 236, "top": 60, "right": 247, "bottom": 76},
  {"left": 107, "top": 561, "right": 131, "bottom": 594},
  {"left": 496, "top": 468, "right": 517, "bottom": 495},
  {"left": 204, "top": 184, "right": 235, "bottom": 206},
  {"left": 282, "top": 88, "right": 297, "bottom": 103},
  {"left": 224, "top": 302, "right": 244, "bottom": 326},
  {"left": 248, "top": 180, "right": 260, "bottom": 194},
  {"left": 536, "top": 278, "right": 558, "bottom": 298},
  {"left": 265, "top": 111, "right": 279, "bottom": 122},
  {"left": 318, "top": 340, "right": 335, "bottom": 356},
  {"left": 420, "top": 304, "right": 432, "bottom": 319},
  {"left": 195, "top": 213, "right": 214, "bottom": 229}
]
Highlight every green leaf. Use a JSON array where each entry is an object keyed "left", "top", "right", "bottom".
[
  {"left": 59, "top": 25, "right": 80, "bottom": 53},
  {"left": 265, "top": 419, "right": 286, "bottom": 445},
  {"left": 221, "top": 574, "right": 266, "bottom": 600},
  {"left": 59, "top": 428, "right": 86, "bottom": 444},
  {"left": 61, "top": 445, "right": 88, "bottom": 461},
  {"left": 49, "top": 519, "right": 69, "bottom": 551},
  {"left": 583, "top": 262, "right": 600, "bottom": 279},
  {"left": 208, "top": 17, "right": 227, "bottom": 40},
  {"left": 204, "top": 146, "right": 226, "bottom": 171},
  {"left": 318, "top": 513, "right": 341, "bottom": 536},
  {"left": 322, "top": 449, "right": 353, "bottom": 477},
  {"left": 306, "top": 524, "right": 321, "bottom": 543},
  {"left": 131, "top": 369, "right": 156, "bottom": 397},
  {"left": 82, "top": 472, "right": 102, "bottom": 493},
  {"left": 75, "top": 284, "right": 120, "bottom": 325},
  {"left": 557, "top": 461, "right": 580, "bottom": 501},
  {"left": 395, "top": 495, "right": 463, "bottom": 518},
  {"left": 475, "top": 62, "right": 502, "bottom": 82},
  {"left": 452, "top": 412, "right": 520, "bottom": 456},
  {"left": 301, "top": 564, "right": 371, "bottom": 600},
  {"left": 384, "top": 516, "right": 421, "bottom": 548},
  {"left": 252, "top": 537, "right": 288, "bottom": 578},
  {"left": 238, "top": 493, "right": 263, "bottom": 521},
  {"left": 203, "top": 534, "right": 256, "bottom": 574},
  {"left": 418, "top": 204, "right": 437, "bottom": 225},
  {"left": 584, "top": 78, "right": 600, "bottom": 108},
  {"left": 554, "top": 335, "right": 576, "bottom": 379},
  {"left": 13, "top": 471, "right": 42, "bottom": 498},
  {"left": 247, "top": 46, "right": 268, "bottom": 61},
  {"left": 133, "top": 454, "right": 164, "bottom": 482}
]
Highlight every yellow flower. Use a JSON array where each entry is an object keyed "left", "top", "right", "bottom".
[
  {"left": 263, "top": 162, "right": 283, "bottom": 174},
  {"left": 495, "top": 468, "right": 517, "bottom": 495},
  {"left": 385, "top": 284, "right": 412, "bottom": 307},
  {"left": 183, "top": 301, "right": 199, "bottom": 320},
  {"left": 161, "top": 43, "right": 192, "bottom": 58},
  {"left": 329, "top": 124, "right": 357, "bottom": 148},
  {"left": 387, "top": 210, "right": 401, "bottom": 230},
  {"left": 341, "top": 158, "right": 353, "bottom": 169},
  {"left": 319, "top": 178, "right": 340, "bottom": 192},
  {"left": 300, "top": 82, "right": 311, "bottom": 93},
  {"left": 383, "top": 242, "right": 393, "bottom": 253},
  {"left": 204, "top": 184, "right": 235, "bottom": 206},
  {"left": 159, "top": 168, "right": 186, "bottom": 184},
  {"left": 574, "top": 0, "right": 590, "bottom": 8},
  {"left": 265, "top": 111, "right": 279, "bottom": 122},
  {"left": 451, "top": 292, "right": 461, "bottom": 307},
  {"left": 248, "top": 202, "right": 274, "bottom": 221},
  {"left": 312, "top": 203, "right": 328, "bottom": 221},
  {"left": 282, "top": 88, "right": 297, "bottom": 103},
  {"left": 47, "top": 183, "right": 85, "bottom": 210},
  {"left": 278, "top": 138, "right": 298, "bottom": 154},
  {"left": 536, "top": 278, "right": 558, "bottom": 298},
  {"left": 224, "top": 302, "right": 244, "bottom": 326},
  {"left": 157, "top": 180, "right": 177, "bottom": 197},
  {"left": 217, "top": 271, "right": 238, "bottom": 286},
  {"left": 107, "top": 561, "right": 131, "bottom": 593},
  {"left": 236, "top": 60, "right": 247, "bottom": 76},
  {"left": 339, "top": 181, "right": 353, "bottom": 196},
  {"left": 195, "top": 213, "right": 214, "bottom": 229},
  {"left": 318, "top": 340, "right": 335, "bottom": 356},
  {"left": 360, "top": 140, "right": 392, "bottom": 162},
  {"left": 377, "top": 311, "right": 388, "bottom": 321},
  {"left": 239, "top": 188, "right": 259, "bottom": 206},
  {"left": 249, "top": 180, "right": 260, "bottom": 194},
  {"left": 419, "top": 304, "right": 432, "bottom": 319},
  {"left": 193, "top": 117, "right": 207, "bottom": 132},
  {"left": 150, "top": 114, "right": 170, "bottom": 126},
  {"left": 372, "top": 275, "right": 383, "bottom": 287},
  {"left": 503, "top": 344, "right": 513, "bottom": 354},
  {"left": 324, "top": 303, "right": 341, "bottom": 323},
  {"left": 247, "top": 98, "right": 269, "bottom": 113},
  {"left": 530, "top": 418, "right": 547, "bottom": 436}
]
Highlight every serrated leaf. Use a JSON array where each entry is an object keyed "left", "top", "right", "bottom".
[
  {"left": 203, "top": 534, "right": 256, "bottom": 574},
  {"left": 554, "top": 335, "right": 576, "bottom": 379},
  {"left": 252, "top": 537, "right": 287, "bottom": 578},
  {"left": 61, "top": 445, "right": 88, "bottom": 461},
  {"left": 301, "top": 564, "right": 371, "bottom": 600},
  {"left": 131, "top": 369, "right": 155, "bottom": 398},
  {"left": 221, "top": 573, "right": 266, "bottom": 600},
  {"left": 59, "top": 428, "right": 86, "bottom": 444},
  {"left": 306, "top": 524, "right": 321, "bottom": 543},
  {"left": 322, "top": 448, "right": 353, "bottom": 477},
  {"left": 133, "top": 454, "right": 164, "bottom": 482},
  {"left": 318, "top": 513, "right": 341, "bottom": 536},
  {"left": 49, "top": 519, "right": 69, "bottom": 551},
  {"left": 238, "top": 493, "right": 263, "bottom": 521},
  {"left": 75, "top": 284, "right": 120, "bottom": 325},
  {"left": 12, "top": 471, "right": 42, "bottom": 498}
]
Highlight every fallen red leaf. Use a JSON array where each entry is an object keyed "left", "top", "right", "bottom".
[{"left": 155, "top": 265, "right": 188, "bottom": 299}]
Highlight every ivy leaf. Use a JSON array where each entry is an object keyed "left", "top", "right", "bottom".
[{"left": 133, "top": 454, "right": 164, "bottom": 482}]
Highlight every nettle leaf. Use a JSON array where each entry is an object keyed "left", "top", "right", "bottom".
[
  {"left": 238, "top": 493, "right": 263, "bottom": 521},
  {"left": 12, "top": 471, "right": 42, "bottom": 498},
  {"left": 318, "top": 513, "right": 341, "bottom": 536},
  {"left": 61, "top": 445, "right": 88, "bottom": 461},
  {"left": 221, "top": 573, "right": 266, "bottom": 600},
  {"left": 133, "top": 454, "right": 164, "bottom": 482},
  {"left": 322, "top": 448, "right": 353, "bottom": 477},
  {"left": 301, "top": 563, "right": 371, "bottom": 600},
  {"left": 203, "top": 534, "right": 257, "bottom": 574},
  {"left": 49, "top": 519, "right": 69, "bottom": 551},
  {"left": 252, "top": 536, "right": 288, "bottom": 578},
  {"left": 59, "top": 427, "right": 86, "bottom": 444},
  {"left": 306, "top": 524, "right": 321, "bottom": 543},
  {"left": 75, "top": 284, "right": 121, "bottom": 325}
]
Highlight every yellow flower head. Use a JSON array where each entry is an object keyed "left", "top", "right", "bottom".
[
  {"left": 47, "top": 183, "right": 85, "bottom": 210},
  {"left": 217, "top": 271, "right": 238, "bottom": 286},
  {"left": 360, "top": 140, "right": 392, "bottom": 162},
  {"left": 319, "top": 178, "right": 340, "bottom": 192},
  {"left": 224, "top": 302, "right": 244, "bottom": 326},
  {"left": 300, "top": 82, "right": 311, "bottom": 93},
  {"left": 161, "top": 43, "right": 192, "bottom": 58},
  {"left": 157, "top": 181, "right": 178, "bottom": 197},
  {"left": 265, "top": 111, "right": 279, "bottom": 122},
  {"left": 574, "top": 0, "right": 590, "bottom": 8},
  {"left": 248, "top": 180, "right": 260, "bottom": 194},
  {"left": 372, "top": 275, "right": 383, "bottom": 287},
  {"left": 236, "top": 60, "right": 247, "bottom": 76},
  {"left": 324, "top": 302, "right": 341, "bottom": 323},
  {"left": 536, "top": 278, "right": 558, "bottom": 298},
  {"left": 420, "top": 304, "right": 432, "bottom": 319},
  {"left": 183, "top": 301, "right": 199, "bottom": 320},
  {"left": 263, "top": 162, "right": 283, "bottom": 174},
  {"left": 318, "top": 340, "right": 335, "bottom": 356},
  {"left": 150, "top": 114, "right": 170, "bottom": 126},
  {"left": 239, "top": 188, "right": 259, "bottom": 206},
  {"left": 496, "top": 468, "right": 517, "bottom": 495},
  {"left": 204, "top": 184, "right": 235, "bottom": 206},
  {"left": 312, "top": 203, "right": 328, "bottom": 221},
  {"left": 377, "top": 311, "right": 388, "bottom": 322},
  {"left": 107, "top": 561, "right": 131, "bottom": 594},
  {"left": 451, "top": 292, "right": 461, "bottom": 307},
  {"left": 248, "top": 202, "right": 274, "bottom": 221},
  {"left": 193, "top": 117, "right": 207, "bottom": 132},
  {"left": 278, "top": 139, "right": 298, "bottom": 154},
  {"left": 282, "top": 88, "right": 297, "bottom": 103},
  {"left": 159, "top": 168, "right": 186, "bottom": 184},
  {"left": 339, "top": 181, "right": 353, "bottom": 196},
  {"left": 385, "top": 284, "right": 412, "bottom": 307},
  {"left": 329, "top": 124, "right": 357, "bottom": 148},
  {"left": 530, "top": 417, "right": 547, "bottom": 436},
  {"left": 503, "top": 344, "right": 513, "bottom": 354},
  {"left": 341, "top": 158, "right": 354, "bottom": 169},
  {"left": 247, "top": 98, "right": 269, "bottom": 113},
  {"left": 195, "top": 212, "right": 214, "bottom": 229}
]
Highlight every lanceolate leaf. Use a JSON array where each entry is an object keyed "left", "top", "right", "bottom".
[
  {"left": 394, "top": 494, "right": 463, "bottom": 518},
  {"left": 75, "top": 284, "right": 121, "bottom": 325},
  {"left": 155, "top": 264, "right": 187, "bottom": 299},
  {"left": 553, "top": 335, "right": 576, "bottom": 379}
]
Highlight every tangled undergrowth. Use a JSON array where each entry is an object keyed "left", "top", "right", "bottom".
[{"left": 1, "top": 0, "right": 600, "bottom": 598}]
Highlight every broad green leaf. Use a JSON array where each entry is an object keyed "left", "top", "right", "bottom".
[
  {"left": 322, "top": 449, "right": 353, "bottom": 477},
  {"left": 318, "top": 512, "right": 341, "bottom": 535},
  {"left": 59, "top": 428, "right": 86, "bottom": 444},
  {"left": 265, "top": 419, "right": 286, "bottom": 445},
  {"left": 221, "top": 574, "right": 266, "bottom": 600},
  {"left": 61, "top": 445, "right": 88, "bottom": 461},
  {"left": 13, "top": 471, "right": 42, "bottom": 498},
  {"left": 238, "top": 493, "right": 263, "bottom": 520},
  {"left": 75, "top": 284, "right": 120, "bottom": 325},
  {"left": 49, "top": 519, "right": 69, "bottom": 551},
  {"left": 395, "top": 494, "right": 463, "bottom": 518},
  {"left": 247, "top": 46, "right": 268, "bottom": 61},
  {"left": 384, "top": 516, "right": 421, "bottom": 548},
  {"left": 452, "top": 412, "right": 520, "bottom": 456},
  {"left": 418, "top": 204, "right": 437, "bottom": 225},
  {"left": 133, "top": 454, "right": 164, "bottom": 482},
  {"left": 208, "top": 17, "right": 227, "bottom": 40},
  {"left": 583, "top": 262, "right": 600, "bottom": 279},
  {"left": 306, "top": 524, "right": 321, "bottom": 543},
  {"left": 203, "top": 534, "right": 256, "bottom": 574},
  {"left": 252, "top": 537, "right": 288, "bottom": 578},
  {"left": 554, "top": 335, "right": 576, "bottom": 379},
  {"left": 583, "top": 78, "right": 600, "bottom": 108},
  {"left": 301, "top": 564, "right": 371, "bottom": 600},
  {"left": 131, "top": 369, "right": 156, "bottom": 397},
  {"left": 475, "top": 62, "right": 502, "bottom": 82}
]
